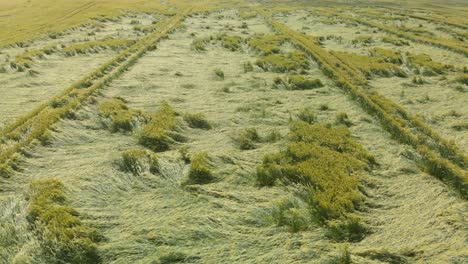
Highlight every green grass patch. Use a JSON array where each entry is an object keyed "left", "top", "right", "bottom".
[
  {"left": 183, "top": 112, "right": 211, "bottom": 129},
  {"left": 407, "top": 53, "right": 451, "bottom": 76},
  {"left": 248, "top": 34, "right": 287, "bottom": 55},
  {"left": 256, "top": 51, "right": 309, "bottom": 73},
  {"left": 455, "top": 73, "right": 468, "bottom": 85},
  {"left": 186, "top": 152, "right": 214, "bottom": 184},
  {"left": 27, "top": 179, "right": 101, "bottom": 263},
  {"left": 139, "top": 102, "right": 182, "bottom": 152},
  {"left": 120, "top": 148, "right": 159, "bottom": 176},
  {"left": 98, "top": 98, "right": 141, "bottom": 132},
  {"left": 256, "top": 122, "right": 374, "bottom": 230},
  {"left": 63, "top": 38, "right": 136, "bottom": 56},
  {"left": 382, "top": 35, "right": 410, "bottom": 46},
  {"left": 237, "top": 127, "right": 261, "bottom": 150},
  {"left": 286, "top": 75, "right": 323, "bottom": 90}
]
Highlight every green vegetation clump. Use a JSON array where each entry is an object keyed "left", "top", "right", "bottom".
[
  {"left": 238, "top": 127, "right": 261, "bottom": 150},
  {"left": 248, "top": 34, "right": 287, "bottom": 55},
  {"left": 382, "top": 35, "right": 409, "bottom": 46},
  {"left": 297, "top": 107, "right": 317, "bottom": 124},
  {"left": 216, "top": 34, "right": 243, "bottom": 51},
  {"left": 256, "top": 122, "right": 374, "bottom": 225},
  {"left": 186, "top": 152, "right": 214, "bottom": 184},
  {"left": 239, "top": 11, "right": 257, "bottom": 19},
  {"left": 270, "top": 197, "right": 310, "bottom": 232},
  {"left": 407, "top": 53, "right": 450, "bottom": 76},
  {"left": 27, "top": 179, "right": 101, "bottom": 264},
  {"left": 139, "top": 102, "right": 180, "bottom": 152},
  {"left": 243, "top": 61, "right": 254, "bottom": 72},
  {"left": 335, "top": 112, "right": 353, "bottom": 127},
  {"left": 191, "top": 37, "right": 209, "bottom": 51},
  {"left": 369, "top": 47, "right": 403, "bottom": 64},
  {"left": 183, "top": 112, "right": 211, "bottom": 129},
  {"left": 214, "top": 68, "right": 225, "bottom": 80},
  {"left": 352, "top": 35, "right": 373, "bottom": 45},
  {"left": 98, "top": 98, "right": 141, "bottom": 132},
  {"left": 256, "top": 51, "right": 309, "bottom": 73},
  {"left": 120, "top": 148, "right": 159, "bottom": 176},
  {"left": 455, "top": 73, "right": 468, "bottom": 85},
  {"left": 287, "top": 75, "right": 323, "bottom": 90},
  {"left": 332, "top": 51, "right": 407, "bottom": 78},
  {"left": 63, "top": 39, "right": 136, "bottom": 56}
]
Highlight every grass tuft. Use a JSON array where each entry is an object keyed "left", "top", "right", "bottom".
[
  {"left": 183, "top": 112, "right": 211, "bottom": 129},
  {"left": 120, "top": 148, "right": 159, "bottom": 176},
  {"left": 237, "top": 127, "right": 261, "bottom": 150},
  {"left": 186, "top": 152, "right": 214, "bottom": 184}
]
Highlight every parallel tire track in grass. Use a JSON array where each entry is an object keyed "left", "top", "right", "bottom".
[
  {"left": 0, "top": 7, "right": 193, "bottom": 175},
  {"left": 254, "top": 7, "right": 468, "bottom": 197},
  {"left": 316, "top": 8, "right": 468, "bottom": 57}
]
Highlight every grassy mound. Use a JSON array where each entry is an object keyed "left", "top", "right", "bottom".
[
  {"left": 183, "top": 112, "right": 211, "bottom": 129},
  {"left": 256, "top": 51, "right": 309, "bottom": 73}
]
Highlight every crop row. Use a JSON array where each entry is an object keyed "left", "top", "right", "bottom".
[
  {"left": 0, "top": 8, "right": 193, "bottom": 177},
  {"left": 255, "top": 8, "right": 468, "bottom": 197},
  {"left": 316, "top": 8, "right": 468, "bottom": 57}
]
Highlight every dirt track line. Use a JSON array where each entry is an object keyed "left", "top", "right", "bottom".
[{"left": 0, "top": 7, "right": 192, "bottom": 174}]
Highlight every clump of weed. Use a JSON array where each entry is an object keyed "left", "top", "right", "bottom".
[
  {"left": 412, "top": 76, "right": 425, "bottom": 85},
  {"left": 332, "top": 51, "right": 407, "bottom": 79},
  {"left": 326, "top": 245, "right": 352, "bottom": 264},
  {"left": 270, "top": 196, "right": 310, "bottom": 232},
  {"left": 214, "top": 68, "right": 225, "bottom": 80},
  {"left": 382, "top": 35, "right": 409, "bottom": 46},
  {"left": 217, "top": 34, "right": 243, "bottom": 51},
  {"left": 319, "top": 104, "right": 329, "bottom": 111},
  {"left": 179, "top": 146, "right": 191, "bottom": 163},
  {"left": 455, "top": 73, "right": 468, "bottom": 85},
  {"left": 191, "top": 38, "right": 208, "bottom": 51},
  {"left": 326, "top": 217, "right": 368, "bottom": 242},
  {"left": 186, "top": 152, "right": 214, "bottom": 184},
  {"left": 27, "top": 179, "right": 101, "bottom": 263},
  {"left": 239, "top": 11, "right": 257, "bottom": 19},
  {"left": 286, "top": 75, "right": 323, "bottom": 90},
  {"left": 98, "top": 98, "right": 141, "bottom": 132},
  {"left": 370, "top": 47, "right": 403, "bottom": 64},
  {"left": 352, "top": 35, "right": 373, "bottom": 45},
  {"left": 120, "top": 148, "right": 159, "bottom": 176},
  {"left": 265, "top": 129, "right": 282, "bottom": 142},
  {"left": 139, "top": 102, "right": 182, "bottom": 152},
  {"left": 237, "top": 127, "right": 261, "bottom": 150},
  {"left": 256, "top": 51, "right": 309, "bottom": 73},
  {"left": 183, "top": 112, "right": 211, "bottom": 129},
  {"left": 297, "top": 107, "right": 317, "bottom": 124},
  {"left": 248, "top": 34, "right": 287, "bottom": 55},
  {"left": 256, "top": 122, "right": 374, "bottom": 232},
  {"left": 407, "top": 53, "right": 451, "bottom": 76},
  {"left": 243, "top": 61, "right": 254, "bottom": 72},
  {"left": 335, "top": 112, "right": 353, "bottom": 127}
]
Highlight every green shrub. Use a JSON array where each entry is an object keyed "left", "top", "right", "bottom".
[
  {"left": 27, "top": 179, "right": 101, "bottom": 264},
  {"left": 238, "top": 127, "right": 261, "bottom": 150},
  {"left": 256, "top": 51, "right": 309, "bottom": 73},
  {"left": 326, "top": 246, "right": 352, "bottom": 264},
  {"left": 352, "top": 35, "right": 373, "bottom": 45},
  {"left": 243, "top": 61, "right": 254, "bottom": 72},
  {"left": 183, "top": 112, "right": 211, "bottom": 129},
  {"left": 186, "top": 152, "right": 214, "bottom": 184},
  {"left": 297, "top": 107, "right": 317, "bottom": 124},
  {"left": 382, "top": 35, "right": 409, "bottom": 46},
  {"left": 287, "top": 75, "right": 323, "bottom": 90},
  {"left": 219, "top": 35, "right": 243, "bottom": 51},
  {"left": 407, "top": 53, "right": 449, "bottom": 76},
  {"left": 455, "top": 73, "right": 468, "bottom": 85},
  {"left": 98, "top": 98, "right": 141, "bottom": 132},
  {"left": 191, "top": 38, "right": 208, "bottom": 51},
  {"left": 265, "top": 129, "right": 282, "bottom": 142},
  {"left": 335, "top": 112, "right": 353, "bottom": 127},
  {"left": 319, "top": 104, "right": 329, "bottom": 111},
  {"left": 257, "top": 122, "right": 374, "bottom": 224},
  {"left": 248, "top": 34, "right": 287, "bottom": 55},
  {"left": 121, "top": 148, "right": 159, "bottom": 175},
  {"left": 139, "top": 102, "right": 179, "bottom": 152},
  {"left": 270, "top": 197, "right": 310, "bottom": 232},
  {"left": 326, "top": 217, "right": 368, "bottom": 242},
  {"left": 214, "top": 68, "right": 225, "bottom": 80}
]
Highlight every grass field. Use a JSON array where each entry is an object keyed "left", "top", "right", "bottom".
[{"left": 0, "top": 0, "right": 467, "bottom": 263}]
